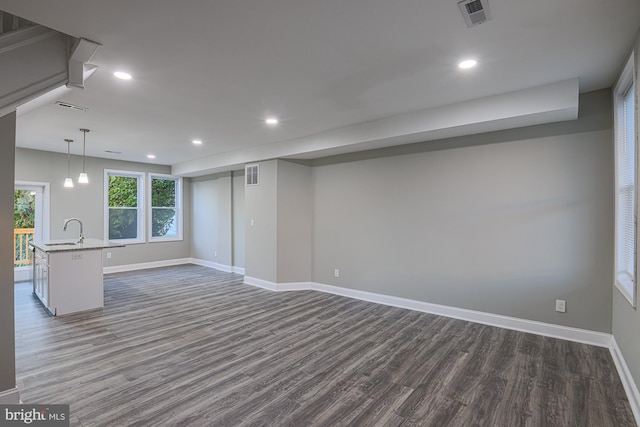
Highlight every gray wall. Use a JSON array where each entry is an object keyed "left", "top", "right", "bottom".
[
  {"left": 312, "top": 89, "right": 614, "bottom": 333},
  {"left": 612, "top": 28, "right": 640, "bottom": 393},
  {"left": 191, "top": 171, "right": 245, "bottom": 269},
  {"left": 232, "top": 172, "right": 245, "bottom": 268},
  {"left": 15, "top": 148, "right": 191, "bottom": 267},
  {"left": 245, "top": 160, "right": 278, "bottom": 282},
  {"left": 0, "top": 113, "right": 17, "bottom": 401},
  {"left": 191, "top": 177, "right": 220, "bottom": 262},
  {"left": 276, "top": 160, "right": 313, "bottom": 283}
]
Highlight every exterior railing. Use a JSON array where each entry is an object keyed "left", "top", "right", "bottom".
[{"left": 14, "top": 228, "right": 34, "bottom": 266}]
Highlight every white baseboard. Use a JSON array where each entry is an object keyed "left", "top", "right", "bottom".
[
  {"left": 276, "top": 282, "right": 311, "bottom": 291},
  {"left": 240, "top": 278, "right": 611, "bottom": 348},
  {"left": 189, "top": 258, "right": 232, "bottom": 273},
  {"left": 243, "top": 277, "right": 309, "bottom": 292},
  {"left": 95, "top": 260, "right": 640, "bottom": 419},
  {"left": 312, "top": 282, "right": 612, "bottom": 348},
  {"left": 103, "top": 258, "right": 245, "bottom": 275},
  {"left": 189, "top": 258, "right": 244, "bottom": 275},
  {"left": 14, "top": 266, "right": 32, "bottom": 283},
  {"left": 102, "top": 261, "right": 616, "bottom": 349},
  {"left": 103, "top": 258, "right": 192, "bottom": 274},
  {"left": 610, "top": 336, "right": 640, "bottom": 425},
  {"left": 0, "top": 387, "right": 20, "bottom": 404},
  {"left": 243, "top": 276, "right": 279, "bottom": 291}
]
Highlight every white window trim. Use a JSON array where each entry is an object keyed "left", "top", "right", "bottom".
[
  {"left": 104, "top": 169, "right": 146, "bottom": 245},
  {"left": 613, "top": 52, "right": 637, "bottom": 307},
  {"left": 148, "top": 173, "right": 183, "bottom": 242}
]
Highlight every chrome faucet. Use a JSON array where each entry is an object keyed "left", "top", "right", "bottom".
[{"left": 63, "top": 218, "right": 84, "bottom": 244}]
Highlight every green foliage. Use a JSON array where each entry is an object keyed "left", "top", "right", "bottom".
[
  {"left": 151, "top": 179, "right": 175, "bottom": 207},
  {"left": 151, "top": 178, "right": 176, "bottom": 237},
  {"left": 108, "top": 176, "right": 139, "bottom": 239},
  {"left": 108, "top": 176, "right": 138, "bottom": 207},
  {"left": 152, "top": 208, "right": 176, "bottom": 237},
  {"left": 107, "top": 175, "right": 177, "bottom": 239},
  {"left": 14, "top": 190, "right": 35, "bottom": 228},
  {"left": 108, "top": 209, "right": 138, "bottom": 240}
]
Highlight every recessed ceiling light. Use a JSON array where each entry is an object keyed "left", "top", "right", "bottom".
[
  {"left": 265, "top": 117, "right": 279, "bottom": 126},
  {"left": 192, "top": 139, "right": 203, "bottom": 145},
  {"left": 458, "top": 59, "right": 477, "bottom": 69},
  {"left": 114, "top": 71, "right": 132, "bottom": 80},
  {"left": 147, "top": 154, "right": 156, "bottom": 159}
]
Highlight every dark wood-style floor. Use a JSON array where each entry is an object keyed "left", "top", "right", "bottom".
[{"left": 14, "top": 264, "right": 635, "bottom": 426}]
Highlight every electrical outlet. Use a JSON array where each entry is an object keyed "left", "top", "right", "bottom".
[
  {"left": 555, "top": 299, "right": 566, "bottom": 313},
  {"left": 106, "top": 252, "right": 112, "bottom": 259},
  {"left": 250, "top": 219, "right": 255, "bottom": 227},
  {"left": 334, "top": 269, "right": 340, "bottom": 278},
  {"left": 214, "top": 250, "right": 217, "bottom": 257}
]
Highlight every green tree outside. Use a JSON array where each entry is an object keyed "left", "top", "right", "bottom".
[
  {"left": 15, "top": 190, "right": 35, "bottom": 228},
  {"left": 14, "top": 190, "right": 35, "bottom": 266},
  {"left": 108, "top": 176, "right": 176, "bottom": 239},
  {"left": 108, "top": 176, "right": 139, "bottom": 239},
  {"left": 151, "top": 178, "right": 176, "bottom": 237}
]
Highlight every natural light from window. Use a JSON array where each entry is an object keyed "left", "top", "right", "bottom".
[{"left": 614, "top": 53, "right": 637, "bottom": 307}]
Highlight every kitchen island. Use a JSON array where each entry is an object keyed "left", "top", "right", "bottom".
[{"left": 30, "top": 239, "right": 124, "bottom": 316}]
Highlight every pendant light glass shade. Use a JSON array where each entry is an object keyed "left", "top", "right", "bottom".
[
  {"left": 64, "top": 139, "right": 74, "bottom": 188},
  {"left": 78, "top": 128, "right": 90, "bottom": 184}
]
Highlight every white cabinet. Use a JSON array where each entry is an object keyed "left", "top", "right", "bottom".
[
  {"left": 33, "top": 248, "right": 49, "bottom": 308},
  {"left": 32, "top": 247, "right": 104, "bottom": 316}
]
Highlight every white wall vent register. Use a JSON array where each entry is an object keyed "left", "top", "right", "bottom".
[
  {"left": 245, "top": 164, "right": 259, "bottom": 186},
  {"left": 458, "top": 0, "right": 491, "bottom": 28}
]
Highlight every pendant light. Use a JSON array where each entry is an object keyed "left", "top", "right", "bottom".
[
  {"left": 64, "top": 139, "right": 74, "bottom": 188},
  {"left": 78, "top": 128, "right": 90, "bottom": 184}
]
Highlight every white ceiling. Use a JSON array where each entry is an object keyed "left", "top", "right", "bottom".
[{"left": 1, "top": 0, "right": 639, "bottom": 176}]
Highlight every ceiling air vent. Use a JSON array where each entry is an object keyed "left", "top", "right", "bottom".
[
  {"left": 458, "top": 0, "right": 491, "bottom": 28},
  {"left": 245, "top": 164, "right": 259, "bottom": 186},
  {"left": 55, "top": 101, "right": 88, "bottom": 112}
]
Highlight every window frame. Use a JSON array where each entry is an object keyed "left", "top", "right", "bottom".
[
  {"left": 104, "top": 169, "right": 146, "bottom": 245},
  {"left": 614, "top": 52, "right": 637, "bottom": 307},
  {"left": 148, "top": 173, "right": 183, "bottom": 242}
]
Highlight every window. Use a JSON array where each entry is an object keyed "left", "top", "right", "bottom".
[
  {"left": 149, "top": 174, "right": 182, "bottom": 241},
  {"left": 105, "top": 170, "right": 145, "bottom": 244},
  {"left": 614, "top": 53, "right": 637, "bottom": 307}
]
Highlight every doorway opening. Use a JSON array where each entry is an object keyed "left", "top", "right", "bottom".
[{"left": 14, "top": 181, "right": 49, "bottom": 282}]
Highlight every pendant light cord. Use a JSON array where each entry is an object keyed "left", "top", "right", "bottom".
[
  {"left": 82, "top": 132, "right": 85, "bottom": 172},
  {"left": 80, "top": 128, "right": 90, "bottom": 173},
  {"left": 65, "top": 138, "right": 73, "bottom": 176}
]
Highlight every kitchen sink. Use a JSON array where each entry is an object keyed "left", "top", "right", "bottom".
[{"left": 44, "top": 242, "right": 78, "bottom": 246}]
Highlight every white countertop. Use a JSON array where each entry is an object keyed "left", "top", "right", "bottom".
[{"left": 30, "top": 238, "right": 125, "bottom": 253}]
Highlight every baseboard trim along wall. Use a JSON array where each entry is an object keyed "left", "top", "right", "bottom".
[
  {"left": 610, "top": 337, "right": 640, "bottom": 424},
  {"left": 103, "top": 258, "right": 245, "bottom": 275},
  {"left": 243, "top": 278, "right": 611, "bottom": 347},
  {"left": 0, "top": 387, "right": 21, "bottom": 404},
  {"left": 100, "top": 261, "right": 639, "bottom": 424},
  {"left": 189, "top": 258, "right": 245, "bottom": 275},
  {"left": 14, "top": 266, "right": 31, "bottom": 283},
  {"left": 103, "top": 258, "right": 192, "bottom": 274},
  {"left": 243, "top": 277, "right": 640, "bottom": 425}
]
